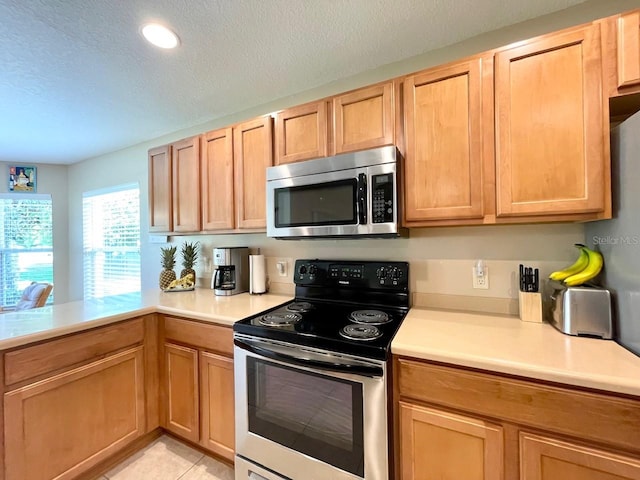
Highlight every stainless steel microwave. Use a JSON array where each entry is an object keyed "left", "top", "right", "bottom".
[{"left": 266, "top": 146, "right": 403, "bottom": 239}]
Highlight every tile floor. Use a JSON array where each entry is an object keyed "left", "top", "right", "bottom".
[{"left": 99, "top": 435, "right": 234, "bottom": 480}]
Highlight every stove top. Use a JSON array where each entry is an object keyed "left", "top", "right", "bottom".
[{"left": 233, "top": 259, "right": 409, "bottom": 360}]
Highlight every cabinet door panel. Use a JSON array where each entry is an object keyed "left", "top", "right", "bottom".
[
  {"left": 202, "top": 128, "right": 235, "bottom": 230},
  {"left": 495, "top": 25, "right": 605, "bottom": 217},
  {"left": 164, "top": 343, "right": 199, "bottom": 443},
  {"left": 148, "top": 145, "right": 172, "bottom": 232},
  {"left": 404, "top": 58, "right": 486, "bottom": 222},
  {"left": 200, "top": 351, "right": 234, "bottom": 461},
  {"left": 617, "top": 12, "right": 640, "bottom": 89},
  {"left": 172, "top": 136, "right": 202, "bottom": 232},
  {"left": 234, "top": 116, "right": 273, "bottom": 229},
  {"left": 399, "top": 401, "right": 503, "bottom": 480},
  {"left": 4, "top": 347, "right": 145, "bottom": 480},
  {"left": 333, "top": 83, "right": 394, "bottom": 154},
  {"left": 275, "top": 101, "right": 328, "bottom": 164},
  {"left": 521, "top": 433, "right": 640, "bottom": 480}
]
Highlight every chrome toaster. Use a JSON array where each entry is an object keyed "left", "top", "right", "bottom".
[{"left": 549, "top": 283, "right": 613, "bottom": 339}]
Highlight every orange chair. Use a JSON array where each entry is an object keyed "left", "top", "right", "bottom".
[{"left": 14, "top": 282, "right": 53, "bottom": 310}]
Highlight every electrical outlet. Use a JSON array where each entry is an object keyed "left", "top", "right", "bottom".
[
  {"left": 276, "top": 260, "right": 288, "bottom": 277},
  {"left": 472, "top": 265, "right": 489, "bottom": 289}
]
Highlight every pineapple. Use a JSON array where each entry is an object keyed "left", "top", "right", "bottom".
[
  {"left": 180, "top": 241, "right": 200, "bottom": 283},
  {"left": 159, "top": 245, "right": 177, "bottom": 290}
]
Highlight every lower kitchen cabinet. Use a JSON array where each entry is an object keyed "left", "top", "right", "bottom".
[
  {"left": 200, "top": 351, "right": 235, "bottom": 459},
  {"left": 164, "top": 343, "right": 200, "bottom": 442},
  {"left": 394, "top": 356, "right": 640, "bottom": 480},
  {"left": 520, "top": 433, "right": 640, "bottom": 480},
  {"left": 399, "top": 401, "right": 503, "bottom": 480},
  {"left": 161, "top": 316, "right": 235, "bottom": 462},
  {"left": 4, "top": 347, "right": 146, "bottom": 480}
]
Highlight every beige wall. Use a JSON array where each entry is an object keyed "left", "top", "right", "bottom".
[{"left": 66, "top": 0, "right": 637, "bottom": 303}]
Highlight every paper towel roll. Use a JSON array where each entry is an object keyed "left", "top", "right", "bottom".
[{"left": 249, "top": 254, "right": 266, "bottom": 294}]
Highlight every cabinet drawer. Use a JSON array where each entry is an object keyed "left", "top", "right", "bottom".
[
  {"left": 163, "top": 316, "right": 232, "bottom": 356},
  {"left": 396, "top": 357, "right": 640, "bottom": 453},
  {"left": 4, "top": 317, "right": 145, "bottom": 387}
]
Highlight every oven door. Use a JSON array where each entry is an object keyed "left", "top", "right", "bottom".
[{"left": 234, "top": 334, "right": 389, "bottom": 480}]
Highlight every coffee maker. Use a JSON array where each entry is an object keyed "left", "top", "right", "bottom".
[{"left": 211, "top": 247, "right": 249, "bottom": 296}]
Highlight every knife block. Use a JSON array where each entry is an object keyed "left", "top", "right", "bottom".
[{"left": 519, "top": 291, "right": 543, "bottom": 323}]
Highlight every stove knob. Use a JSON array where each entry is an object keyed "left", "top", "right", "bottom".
[
  {"left": 309, "top": 264, "right": 317, "bottom": 275},
  {"left": 298, "top": 265, "right": 307, "bottom": 275},
  {"left": 377, "top": 267, "right": 387, "bottom": 279},
  {"left": 392, "top": 267, "right": 400, "bottom": 279}
]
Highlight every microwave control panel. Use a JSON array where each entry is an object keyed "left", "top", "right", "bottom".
[{"left": 372, "top": 173, "right": 394, "bottom": 223}]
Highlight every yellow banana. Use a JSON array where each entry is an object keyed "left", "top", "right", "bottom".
[
  {"left": 563, "top": 246, "right": 604, "bottom": 286},
  {"left": 548, "top": 244, "right": 590, "bottom": 281}
]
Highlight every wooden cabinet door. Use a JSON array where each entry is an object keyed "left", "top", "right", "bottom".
[
  {"left": 495, "top": 25, "right": 605, "bottom": 217},
  {"left": 164, "top": 343, "right": 199, "bottom": 443},
  {"left": 148, "top": 145, "right": 172, "bottom": 232},
  {"left": 275, "top": 101, "right": 328, "bottom": 165},
  {"left": 172, "top": 136, "right": 201, "bottom": 232},
  {"left": 399, "top": 401, "right": 504, "bottom": 480},
  {"left": 403, "top": 58, "right": 489, "bottom": 223},
  {"left": 4, "top": 347, "right": 145, "bottom": 480},
  {"left": 233, "top": 116, "right": 273, "bottom": 229},
  {"left": 617, "top": 11, "right": 640, "bottom": 89},
  {"left": 202, "top": 128, "right": 235, "bottom": 230},
  {"left": 200, "top": 351, "right": 235, "bottom": 461},
  {"left": 520, "top": 433, "right": 640, "bottom": 480},
  {"left": 333, "top": 83, "right": 394, "bottom": 154}
]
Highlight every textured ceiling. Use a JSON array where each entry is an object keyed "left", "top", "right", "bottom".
[{"left": 0, "top": 0, "right": 588, "bottom": 165}]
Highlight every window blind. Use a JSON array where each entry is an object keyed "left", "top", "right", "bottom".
[
  {"left": 0, "top": 194, "right": 53, "bottom": 308},
  {"left": 82, "top": 184, "right": 141, "bottom": 299}
]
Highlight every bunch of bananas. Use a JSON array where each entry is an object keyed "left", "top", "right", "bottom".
[
  {"left": 549, "top": 244, "right": 604, "bottom": 287},
  {"left": 167, "top": 273, "right": 195, "bottom": 290}
]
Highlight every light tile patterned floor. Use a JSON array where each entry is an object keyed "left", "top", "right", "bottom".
[{"left": 100, "top": 435, "right": 234, "bottom": 480}]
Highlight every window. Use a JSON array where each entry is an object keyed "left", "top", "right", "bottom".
[
  {"left": 83, "top": 184, "right": 141, "bottom": 299},
  {"left": 0, "top": 194, "right": 54, "bottom": 308}
]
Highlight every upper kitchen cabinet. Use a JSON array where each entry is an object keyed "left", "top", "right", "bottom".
[
  {"left": 148, "top": 145, "right": 172, "bottom": 232},
  {"left": 615, "top": 11, "right": 640, "bottom": 91},
  {"left": 172, "top": 136, "right": 202, "bottom": 232},
  {"left": 403, "top": 57, "right": 493, "bottom": 225},
  {"left": 274, "top": 101, "right": 328, "bottom": 165},
  {"left": 201, "top": 128, "right": 235, "bottom": 231},
  {"left": 147, "top": 137, "right": 201, "bottom": 233},
  {"left": 233, "top": 116, "right": 273, "bottom": 229},
  {"left": 494, "top": 24, "right": 608, "bottom": 219},
  {"left": 333, "top": 82, "right": 395, "bottom": 155}
]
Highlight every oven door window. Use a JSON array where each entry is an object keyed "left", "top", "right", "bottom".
[
  {"left": 274, "top": 179, "right": 357, "bottom": 228},
  {"left": 247, "top": 357, "right": 364, "bottom": 477}
]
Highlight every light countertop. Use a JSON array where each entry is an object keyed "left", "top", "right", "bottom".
[
  {"left": 392, "top": 308, "right": 640, "bottom": 397},
  {"left": 0, "top": 289, "right": 291, "bottom": 350}
]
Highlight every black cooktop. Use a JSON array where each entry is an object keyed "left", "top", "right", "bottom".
[{"left": 233, "top": 259, "right": 410, "bottom": 360}]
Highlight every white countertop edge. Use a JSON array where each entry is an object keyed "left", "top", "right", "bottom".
[{"left": 392, "top": 344, "right": 640, "bottom": 397}]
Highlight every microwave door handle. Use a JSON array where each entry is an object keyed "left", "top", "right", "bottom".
[
  {"left": 234, "top": 338, "right": 383, "bottom": 378},
  {"left": 357, "top": 173, "right": 367, "bottom": 224}
]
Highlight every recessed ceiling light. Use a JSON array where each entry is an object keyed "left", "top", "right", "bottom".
[{"left": 141, "top": 23, "right": 180, "bottom": 49}]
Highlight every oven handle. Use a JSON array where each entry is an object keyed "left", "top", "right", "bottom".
[{"left": 234, "top": 338, "right": 384, "bottom": 378}]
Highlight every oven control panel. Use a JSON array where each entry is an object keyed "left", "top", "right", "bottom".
[{"left": 294, "top": 259, "right": 409, "bottom": 290}]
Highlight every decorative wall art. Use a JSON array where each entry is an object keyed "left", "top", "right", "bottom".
[{"left": 9, "top": 166, "right": 36, "bottom": 192}]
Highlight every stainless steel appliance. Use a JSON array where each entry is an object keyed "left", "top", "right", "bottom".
[
  {"left": 266, "top": 146, "right": 404, "bottom": 239},
  {"left": 233, "top": 259, "right": 410, "bottom": 480},
  {"left": 549, "top": 283, "right": 613, "bottom": 339},
  {"left": 211, "top": 247, "right": 249, "bottom": 296},
  {"left": 586, "top": 110, "right": 640, "bottom": 357}
]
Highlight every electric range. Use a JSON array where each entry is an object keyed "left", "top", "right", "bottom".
[
  {"left": 233, "top": 259, "right": 409, "bottom": 480},
  {"left": 233, "top": 259, "right": 410, "bottom": 360}
]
